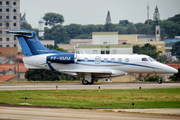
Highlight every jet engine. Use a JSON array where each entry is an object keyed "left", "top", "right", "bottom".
[{"left": 47, "top": 53, "right": 76, "bottom": 64}]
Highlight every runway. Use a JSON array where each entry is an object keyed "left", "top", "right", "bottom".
[
  {"left": 0, "top": 82, "right": 180, "bottom": 90},
  {"left": 0, "top": 82, "right": 180, "bottom": 120},
  {"left": 0, "top": 106, "right": 179, "bottom": 120}
]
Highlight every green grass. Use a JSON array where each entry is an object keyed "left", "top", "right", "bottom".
[{"left": 0, "top": 88, "right": 180, "bottom": 109}]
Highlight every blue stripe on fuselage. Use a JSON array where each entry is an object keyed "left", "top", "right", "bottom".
[{"left": 77, "top": 59, "right": 162, "bottom": 70}]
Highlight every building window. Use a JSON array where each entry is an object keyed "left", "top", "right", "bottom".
[
  {"left": 6, "top": 45, "right": 9, "bottom": 47},
  {"left": 6, "top": 8, "right": 9, "bottom": 12},
  {"left": 6, "top": 16, "right": 9, "bottom": 19},
  {"left": 14, "top": 44, "right": 16, "bottom": 47},
  {"left": 101, "top": 51, "right": 105, "bottom": 54},
  {"left": 106, "top": 51, "right": 109, "bottom": 54},
  {"left": 6, "top": 23, "right": 9, "bottom": 27},
  {"left": 0, "top": 30, "right": 2, "bottom": 34},
  {"left": 0, "top": 38, "right": 2, "bottom": 41},
  {"left": 6, "top": 38, "right": 9, "bottom": 41},
  {"left": 14, "top": 37, "right": 16, "bottom": 40},
  {"left": 0, "top": 2, "right": 2, "bottom": 5},
  {"left": 13, "top": 2, "right": 16, "bottom": 5},
  {"left": 13, "top": 23, "right": 16, "bottom": 26},
  {"left": 0, "top": 45, "right": 2, "bottom": 47},
  {"left": 0, "top": 16, "right": 2, "bottom": 19},
  {"left": 13, "top": 9, "right": 16, "bottom": 12},
  {"left": 0, "top": 9, "right": 2, "bottom": 12},
  {"left": 6, "top": 1, "right": 9, "bottom": 5},
  {"left": 13, "top": 16, "right": 16, "bottom": 19},
  {"left": 0, "top": 23, "right": 2, "bottom": 26}
]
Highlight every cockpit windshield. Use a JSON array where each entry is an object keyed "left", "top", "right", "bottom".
[
  {"left": 148, "top": 57, "right": 156, "bottom": 62},
  {"left": 142, "top": 58, "right": 149, "bottom": 61}
]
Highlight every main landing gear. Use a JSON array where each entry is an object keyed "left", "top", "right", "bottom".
[{"left": 82, "top": 79, "right": 94, "bottom": 85}]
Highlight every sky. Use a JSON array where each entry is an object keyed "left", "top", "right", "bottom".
[{"left": 20, "top": 0, "right": 180, "bottom": 28}]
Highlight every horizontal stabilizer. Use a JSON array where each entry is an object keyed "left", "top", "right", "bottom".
[{"left": 4, "top": 30, "right": 33, "bottom": 37}]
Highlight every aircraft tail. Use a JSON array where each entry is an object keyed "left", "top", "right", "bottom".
[{"left": 5, "top": 30, "right": 66, "bottom": 56}]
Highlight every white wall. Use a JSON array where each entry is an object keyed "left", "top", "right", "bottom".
[{"left": 92, "top": 35, "right": 118, "bottom": 45}]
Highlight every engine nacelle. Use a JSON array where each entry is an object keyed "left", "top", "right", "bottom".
[{"left": 47, "top": 53, "right": 75, "bottom": 64}]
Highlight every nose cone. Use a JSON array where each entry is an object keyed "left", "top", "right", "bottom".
[{"left": 166, "top": 66, "right": 178, "bottom": 74}]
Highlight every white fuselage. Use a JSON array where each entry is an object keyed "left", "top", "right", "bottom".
[{"left": 23, "top": 54, "right": 177, "bottom": 78}]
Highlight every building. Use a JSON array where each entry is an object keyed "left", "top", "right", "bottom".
[
  {"left": 79, "top": 44, "right": 132, "bottom": 54},
  {"left": 70, "top": 39, "right": 92, "bottom": 52},
  {"left": 57, "top": 44, "right": 75, "bottom": 53},
  {"left": 38, "top": 17, "right": 44, "bottom": 37},
  {"left": 77, "top": 32, "right": 133, "bottom": 54},
  {"left": 0, "top": 0, "right": 20, "bottom": 50},
  {"left": 118, "top": 34, "right": 165, "bottom": 54},
  {"left": 40, "top": 40, "right": 54, "bottom": 46}
]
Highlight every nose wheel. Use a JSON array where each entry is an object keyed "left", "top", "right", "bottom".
[{"left": 158, "top": 78, "right": 162, "bottom": 84}]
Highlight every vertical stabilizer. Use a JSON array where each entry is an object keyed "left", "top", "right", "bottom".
[{"left": 5, "top": 30, "right": 66, "bottom": 56}]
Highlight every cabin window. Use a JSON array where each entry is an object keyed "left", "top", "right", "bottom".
[
  {"left": 95, "top": 56, "right": 101, "bottom": 64},
  {"left": 142, "top": 58, "right": 148, "bottom": 61},
  {"left": 84, "top": 58, "right": 88, "bottom": 62},
  {"left": 125, "top": 58, "right": 129, "bottom": 62},
  {"left": 111, "top": 58, "right": 115, "bottom": 62},
  {"left": 118, "top": 58, "right": 122, "bottom": 62},
  {"left": 104, "top": 58, "right": 107, "bottom": 63}
]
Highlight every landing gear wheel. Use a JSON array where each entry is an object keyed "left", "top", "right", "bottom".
[
  {"left": 82, "top": 79, "right": 88, "bottom": 85},
  {"left": 158, "top": 78, "right": 162, "bottom": 84},
  {"left": 88, "top": 80, "right": 94, "bottom": 85}
]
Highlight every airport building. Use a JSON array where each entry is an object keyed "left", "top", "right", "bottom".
[{"left": 0, "top": 0, "right": 20, "bottom": 50}]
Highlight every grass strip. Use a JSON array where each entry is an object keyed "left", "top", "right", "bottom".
[{"left": 0, "top": 88, "right": 179, "bottom": 109}]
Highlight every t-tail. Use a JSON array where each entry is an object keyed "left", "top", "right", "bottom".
[{"left": 5, "top": 30, "right": 66, "bottom": 56}]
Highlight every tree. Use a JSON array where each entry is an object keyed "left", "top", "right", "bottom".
[
  {"left": 20, "top": 22, "right": 33, "bottom": 30},
  {"left": 43, "top": 12, "right": 64, "bottom": 26},
  {"left": 119, "top": 20, "right": 130, "bottom": 26},
  {"left": 171, "top": 41, "right": 180, "bottom": 59},
  {"left": 153, "top": 5, "right": 160, "bottom": 25},
  {"left": 170, "top": 67, "right": 180, "bottom": 81},
  {"left": 133, "top": 43, "right": 158, "bottom": 60},
  {"left": 167, "top": 13, "right": 180, "bottom": 24},
  {"left": 44, "top": 25, "right": 70, "bottom": 44},
  {"left": 64, "top": 24, "right": 83, "bottom": 39},
  {"left": 105, "top": 11, "right": 111, "bottom": 24},
  {"left": 133, "top": 45, "right": 141, "bottom": 54}
]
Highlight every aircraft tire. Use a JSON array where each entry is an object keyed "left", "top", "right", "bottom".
[
  {"left": 158, "top": 78, "right": 162, "bottom": 84},
  {"left": 82, "top": 79, "right": 88, "bottom": 85},
  {"left": 88, "top": 80, "right": 94, "bottom": 85}
]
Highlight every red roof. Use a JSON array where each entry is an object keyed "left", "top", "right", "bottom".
[
  {"left": 0, "top": 75, "right": 17, "bottom": 82},
  {"left": 0, "top": 63, "right": 28, "bottom": 73},
  {"left": 166, "top": 64, "right": 180, "bottom": 70}
]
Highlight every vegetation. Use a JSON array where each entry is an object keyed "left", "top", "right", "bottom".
[
  {"left": 0, "top": 88, "right": 179, "bottom": 109},
  {"left": 21, "top": 11, "right": 180, "bottom": 44},
  {"left": 43, "top": 12, "right": 64, "bottom": 26},
  {"left": 25, "top": 69, "right": 77, "bottom": 81},
  {"left": 144, "top": 75, "right": 161, "bottom": 82},
  {"left": 170, "top": 68, "right": 180, "bottom": 81},
  {"left": 171, "top": 41, "right": 180, "bottom": 59}
]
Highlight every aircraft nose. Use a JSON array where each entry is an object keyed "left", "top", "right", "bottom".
[{"left": 166, "top": 66, "right": 178, "bottom": 73}]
